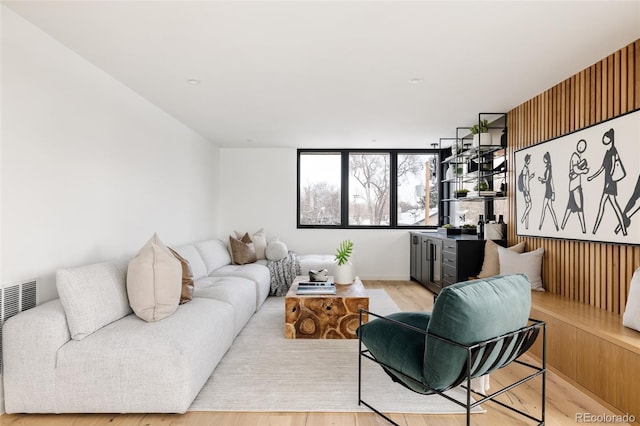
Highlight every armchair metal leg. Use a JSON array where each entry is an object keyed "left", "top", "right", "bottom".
[{"left": 358, "top": 309, "right": 399, "bottom": 425}]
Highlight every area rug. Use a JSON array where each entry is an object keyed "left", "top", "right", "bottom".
[{"left": 189, "top": 289, "right": 482, "bottom": 414}]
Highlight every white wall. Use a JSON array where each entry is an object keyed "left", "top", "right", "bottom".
[
  {"left": 0, "top": 5, "right": 220, "bottom": 302},
  {"left": 0, "top": 7, "right": 220, "bottom": 414},
  {"left": 219, "top": 148, "right": 411, "bottom": 280}
]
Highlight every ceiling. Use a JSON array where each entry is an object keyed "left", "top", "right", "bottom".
[{"left": 4, "top": 1, "right": 640, "bottom": 149}]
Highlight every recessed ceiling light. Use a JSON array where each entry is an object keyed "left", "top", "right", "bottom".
[
  {"left": 186, "top": 79, "right": 201, "bottom": 85},
  {"left": 408, "top": 78, "right": 424, "bottom": 84}
]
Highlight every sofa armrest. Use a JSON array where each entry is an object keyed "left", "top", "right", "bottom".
[{"left": 3, "top": 299, "right": 71, "bottom": 413}]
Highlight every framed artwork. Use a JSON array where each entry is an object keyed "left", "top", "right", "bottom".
[{"left": 514, "top": 108, "right": 639, "bottom": 246}]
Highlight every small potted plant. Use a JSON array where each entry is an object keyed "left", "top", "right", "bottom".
[
  {"left": 461, "top": 223, "right": 477, "bottom": 235},
  {"left": 438, "top": 223, "right": 461, "bottom": 235},
  {"left": 473, "top": 179, "right": 489, "bottom": 192},
  {"left": 470, "top": 119, "right": 491, "bottom": 148},
  {"left": 454, "top": 188, "right": 469, "bottom": 198},
  {"left": 334, "top": 239, "right": 354, "bottom": 285}
]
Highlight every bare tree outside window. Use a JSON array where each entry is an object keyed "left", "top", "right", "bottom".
[
  {"left": 397, "top": 154, "right": 439, "bottom": 226},
  {"left": 349, "top": 153, "right": 390, "bottom": 225},
  {"left": 298, "top": 150, "right": 441, "bottom": 228},
  {"left": 299, "top": 153, "right": 341, "bottom": 225}
]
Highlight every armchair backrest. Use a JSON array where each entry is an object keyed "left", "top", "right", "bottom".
[{"left": 423, "top": 274, "right": 531, "bottom": 390}]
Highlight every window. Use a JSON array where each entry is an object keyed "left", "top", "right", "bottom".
[
  {"left": 349, "top": 153, "right": 390, "bottom": 226},
  {"left": 396, "top": 153, "right": 439, "bottom": 226},
  {"left": 298, "top": 150, "right": 440, "bottom": 228},
  {"left": 298, "top": 152, "right": 341, "bottom": 226}
]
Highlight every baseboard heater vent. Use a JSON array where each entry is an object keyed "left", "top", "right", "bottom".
[{"left": 1, "top": 280, "right": 37, "bottom": 374}]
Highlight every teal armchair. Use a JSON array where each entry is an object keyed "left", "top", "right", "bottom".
[{"left": 357, "top": 274, "right": 546, "bottom": 425}]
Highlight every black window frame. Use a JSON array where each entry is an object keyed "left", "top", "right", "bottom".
[{"left": 297, "top": 148, "right": 444, "bottom": 229}]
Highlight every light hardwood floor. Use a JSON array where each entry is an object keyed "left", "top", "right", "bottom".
[{"left": 2, "top": 280, "right": 631, "bottom": 425}]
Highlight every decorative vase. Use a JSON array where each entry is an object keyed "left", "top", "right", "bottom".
[
  {"left": 445, "top": 165, "right": 453, "bottom": 180},
  {"left": 334, "top": 261, "right": 354, "bottom": 285}
]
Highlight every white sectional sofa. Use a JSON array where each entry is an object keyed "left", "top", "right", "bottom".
[{"left": 2, "top": 238, "right": 290, "bottom": 414}]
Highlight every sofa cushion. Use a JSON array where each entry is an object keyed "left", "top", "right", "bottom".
[
  {"left": 209, "top": 263, "right": 270, "bottom": 310},
  {"left": 298, "top": 254, "right": 336, "bottom": 276},
  {"left": 194, "top": 276, "right": 257, "bottom": 336},
  {"left": 477, "top": 240, "right": 526, "bottom": 278},
  {"left": 56, "top": 262, "right": 131, "bottom": 341},
  {"left": 127, "top": 233, "right": 182, "bottom": 322},
  {"left": 54, "top": 298, "right": 235, "bottom": 413},
  {"left": 229, "top": 233, "right": 257, "bottom": 265},
  {"left": 169, "top": 248, "right": 194, "bottom": 304},
  {"left": 195, "top": 239, "right": 232, "bottom": 273},
  {"left": 171, "top": 245, "right": 207, "bottom": 281}
]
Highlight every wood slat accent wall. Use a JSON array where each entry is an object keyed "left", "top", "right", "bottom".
[{"left": 507, "top": 39, "right": 640, "bottom": 314}]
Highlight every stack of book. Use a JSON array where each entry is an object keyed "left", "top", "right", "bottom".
[{"left": 296, "top": 280, "right": 336, "bottom": 295}]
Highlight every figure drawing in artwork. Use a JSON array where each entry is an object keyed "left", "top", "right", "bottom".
[
  {"left": 538, "top": 151, "right": 559, "bottom": 231},
  {"left": 615, "top": 175, "right": 639, "bottom": 234},
  {"left": 587, "top": 128, "right": 627, "bottom": 236},
  {"left": 518, "top": 153, "right": 535, "bottom": 229},
  {"left": 561, "top": 139, "right": 589, "bottom": 233}
]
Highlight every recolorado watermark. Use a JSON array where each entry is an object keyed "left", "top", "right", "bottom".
[{"left": 576, "top": 412, "right": 635, "bottom": 423}]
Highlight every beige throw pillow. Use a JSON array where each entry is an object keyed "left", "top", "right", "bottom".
[
  {"left": 229, "top": 233, "right": 257, "bottom": 265},
  {"left": 477, "top": 240, "right": 526, "bottom": 278},
  {"left": 169, "top": 247, "right": 194, "bottom": 304},
  {"left": 234, "top": 229, "right": 267, "bottom": 260},
  {"left": 498, "top": 246, "right": 545, "bottom": 291},
  {"left": 127, "top": 233, "right": 182, "bottom": 321}
]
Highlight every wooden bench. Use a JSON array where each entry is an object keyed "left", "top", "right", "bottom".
[{"left": 528, "top": 291, "right": 640, "bottom": 423}]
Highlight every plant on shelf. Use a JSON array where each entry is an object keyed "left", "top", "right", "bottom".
[
  {"left": 334, "top": 240, "right": 355, "bottom": 285},
  {"left": 454, "top": 188, "right": 469, "bottom": 198},
  {"left": 461, "top": 223, "right": 477, "bottom": 235},
  {"left": 470, "top": 119, "right": 489, "bottom": 135},
  {"left": 470, "top": 119, "right": 491, "bottom": 148},
  {"left": 474, "top": 180, "right": 489, "bottom": 191}
]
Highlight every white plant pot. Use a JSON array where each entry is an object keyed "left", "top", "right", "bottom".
[
  {"left": 472, "top": 132, "right": 492, "bottom": 148},
  {"left": 334, "top": 261, "right": 354, "bottom": 285}
]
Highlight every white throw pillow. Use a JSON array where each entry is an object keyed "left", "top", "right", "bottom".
[
  {"left": 266, "top": 241, "right": 288, "bottom": 261},
  {"left": 498, "top": 246, "right": 545, "bottom": 291},
  {"left": 477, "top": 240, "right": 526, "bottom": 278},
  {"left": 623, "top": 267, "right": 640, "bottom": 332},
  {"left": 127, "top": 233, "right": 182, "bottom": 322},
  {"left": 57, "top": 262, "right": 131, "bottom": 340},
  {"left": 252, "top": 229, "right": 267, "bottom": 260}
]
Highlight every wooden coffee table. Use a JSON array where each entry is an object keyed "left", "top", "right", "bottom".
[{"left": 285, "top": 276, "right": 369, "bottom": 339}]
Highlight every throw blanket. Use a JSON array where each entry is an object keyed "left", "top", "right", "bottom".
[{"left": 268, "top": 251, "right": 301, "bottom": 296}]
